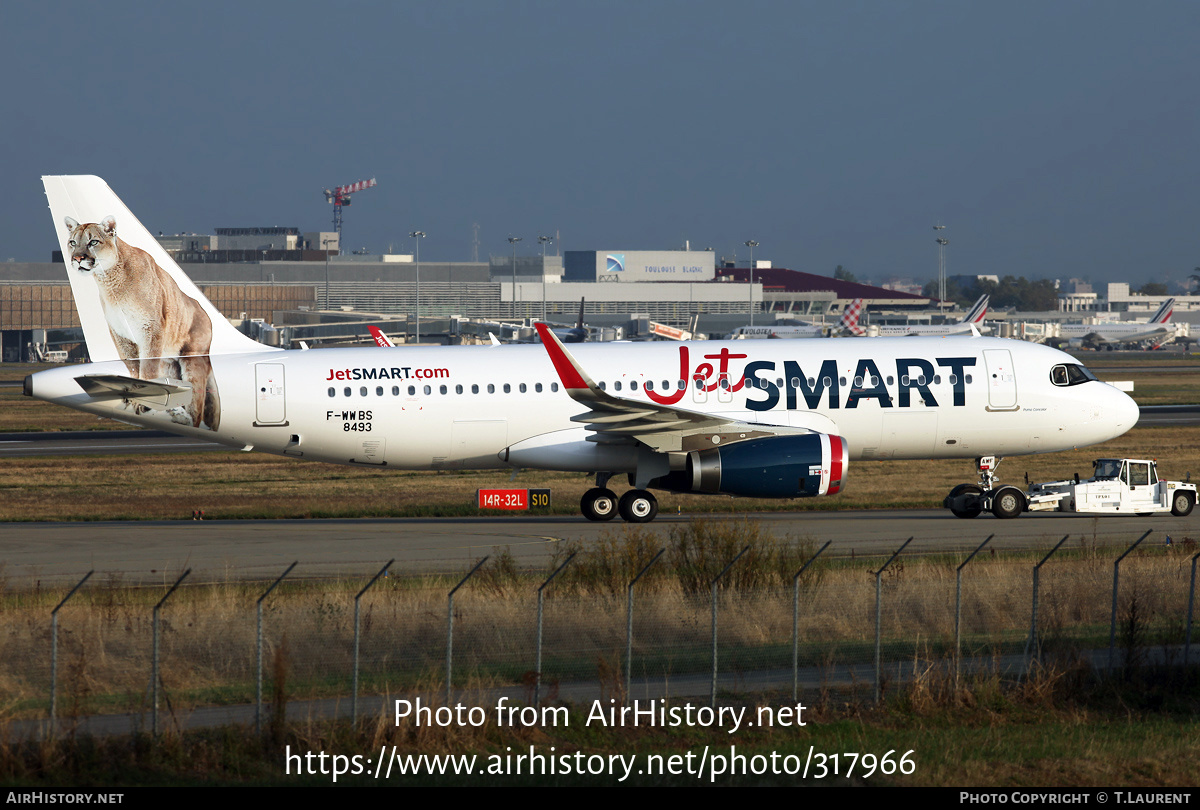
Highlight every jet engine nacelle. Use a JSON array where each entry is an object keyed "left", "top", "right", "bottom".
[{"left": 647, "top": 433, "right": 848, "bottom": 498}]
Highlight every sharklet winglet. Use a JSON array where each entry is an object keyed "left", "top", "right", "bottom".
[{"left": 535, "top": 322, "right": 591, "bottom": 391}]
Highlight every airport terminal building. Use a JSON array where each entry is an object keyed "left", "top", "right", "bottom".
[{"left": 1, "top": 237, "right": 933, "bottom": 359}]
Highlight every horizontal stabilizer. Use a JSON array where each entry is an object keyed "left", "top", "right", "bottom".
[{"left": 75, "top": 374, "right": 193, "bottom": 409}]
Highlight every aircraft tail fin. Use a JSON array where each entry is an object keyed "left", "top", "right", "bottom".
[
  {"left": 837, "top": 298, "right": 866, "bottom": 336},
  {"left": 1150, "top": 298, "right": 1175, "bottom": 323},
  {"left": 42, "top": 175, "right": 270, "bottom": 363},
  {"left": 960, "top": 294, "right": 989, "bottom": 324}
]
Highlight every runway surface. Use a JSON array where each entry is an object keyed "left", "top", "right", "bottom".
[{"left": 2, "top": 509, "right": 1191, "bottom": 586}]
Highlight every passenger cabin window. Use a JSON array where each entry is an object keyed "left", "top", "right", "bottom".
[
  {"left": 488, "top": 384, "right": 495, "bottom": 394},
  {"left": 408, "top": 385, "right": 416, "bottom": 395},
  {"left": 392, "top": 386, "right": 400, "bottom": 395},
  {"left": 376, "top": 386, "right": 384, "bottom": 396},
  {"left": 423, "top": 385, "right": 431, "bottom": 395},
  {"left": 344, "top": 387, "right": 351, "bottom": 397},
  {"left": 359, "top": 387, "right": 368, "bottom": 396},
  {"left": 503, "top": 383, "right": 511, "bottom": 393},
  {"left": 328, "top": 387, "right": 335, "bottom": 397},
  {"left": 472, "top": 384, "right": 479, "bottom": 394},
  {"left": 535, "top": 383, "right": 543, "bottom": 393},
  {"left": 551, "top": 382, "right": 559, "bottom": 392}
]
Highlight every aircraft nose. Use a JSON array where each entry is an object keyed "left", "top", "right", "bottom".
[{"left": 1106, "top": 384, "right": 1140, "bottom": 433}]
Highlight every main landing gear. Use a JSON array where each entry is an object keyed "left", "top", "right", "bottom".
[
  {"left": 944, "top": 456, "right": 1027, "bottom": 520},
  {"left": 581, "top": 472, "right": 659, "bottom": 523}
]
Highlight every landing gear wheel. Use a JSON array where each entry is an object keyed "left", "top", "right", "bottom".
[
  {"left": 581, "top": 488, "right": 618, "bottom": 521},
  {"left": 947, "top": 483, "right": 983, "bottom": 519},
  {"left": 991, "top": 486, "right": 1025, "bottom": 519},
  {"left": 1171, "top": 491, "right": 1194, "bottom": 517},
  {"left": 618, "top": 489, "right": 658, "bottom": 523}
]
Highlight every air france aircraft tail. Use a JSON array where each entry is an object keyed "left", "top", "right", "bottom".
[
  {"left": 1151, "top": 298, "right": 1175, "bottom": 324},
  {"left": 961, "top": 295, "right": 989, "bottom": 325}
]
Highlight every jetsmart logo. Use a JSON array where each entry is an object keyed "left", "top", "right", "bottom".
[{"left": 606, "top": 253, "right": 625, "bottom": 273}]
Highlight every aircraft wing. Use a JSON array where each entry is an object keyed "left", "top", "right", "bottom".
[
  {"left": 535, "top": 323, "right": 813, "bottom": 453},
  {"left": 75, "top": 374, "right": 193, "bottom": 409}
]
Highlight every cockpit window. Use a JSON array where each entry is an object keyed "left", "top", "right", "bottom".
[{"left": 1050, "top": 364, "right": 1097, "bottom": 386}]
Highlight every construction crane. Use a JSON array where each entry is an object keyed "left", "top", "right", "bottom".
[{"left": 322, "top": 177, "right": 377, "bottom": 247}]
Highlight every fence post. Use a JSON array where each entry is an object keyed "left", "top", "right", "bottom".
[
  {"left": 1109, "top": 530, "right": 1153, "bottom": 673},
  {"left": 626, "top": 549, "right": 665, "bottom": 706},
  {"left": 792, "top": 541, "right": 832, "bottom": 702},
  {"left": 446, "top": 556, "right": 489, "bottom": 704},
  {"left": 535, "top": 553, "right": 576, "bottom": 705},
  {"left": 711, "top": 545, "right": 751, "bottom": 708},
  {"left": 152, "top": 569, "right": 191, "bottom": 739},
  {"left": 353, "top": 559, "right": 394, "bottom": 725},
  {"left": 955, "top": 535, "right": 994, "bottom": 686},
  {"left": 256, "top": 561, "right": 297, "bottom": 737},
  {"left": 48, "top": 570, "right": 93, "bottom": 738},
  {"left": 874, "top": 538, "right": 912, "bottom": 705},
  {"left": 1025, "top": 535, "right": 1070, "bottom": 672},
  {"left": 1186, "top": 552, "right": 1200, "bottom": 667}
]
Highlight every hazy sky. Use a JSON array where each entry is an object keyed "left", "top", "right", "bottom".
[{"left": 3, "top": 1, "right": 1198, "bottom": 286}]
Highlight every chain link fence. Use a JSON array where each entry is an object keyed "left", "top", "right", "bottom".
[{"left": 3, "top": 525, "right": 1197, "bottom": 737}]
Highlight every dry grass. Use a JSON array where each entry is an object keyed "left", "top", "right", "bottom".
[
  {"left": 0, "top": 424, "right": 1198, "bottom": 521},
  {"left": 1, "top": 524, "right": 1191, "bottom": 720}
]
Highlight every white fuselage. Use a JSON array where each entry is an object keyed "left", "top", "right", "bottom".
[
  {"left": 729, "top": 325, "right": 825, "bottom": 339},
  {"left": 28, "top": 335, "right": 1138, "bottom": 473},
  {"left": 1059, "top": 322, "right": 1175, "bottom": 346},
  {"left": 873, "top": 322, "right": 982, "bottom": 337}
]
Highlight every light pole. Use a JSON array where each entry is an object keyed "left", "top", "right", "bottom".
[
  {"left": 410, "top": 231, "right": 425, "bottom": 344},
  {"left": 934, "top": 224, "right": 948, "bottom": 316},
  {"left": 538, "top": 235, "right": 553, "bottom": 321},
  {"left": 322, "top": 237, "right": 334, "bottom": 310},
  {"left": 744, "top": 240, "right": 759, "bottom": 326},
  {"left": 508, "top": 236, "right": 522, "bottom": 319}
]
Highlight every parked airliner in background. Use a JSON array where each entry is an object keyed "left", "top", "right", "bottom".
[
  {"left": 870, "top": 295, "right": 989, "bottom": 337},
  {"left": 1054, "top": 298, "right": 1177, "bottom": 350},
  {"left": 26, "top": 176, "right": 1139, "bottom": 522},
  {"left": 728, "top": 299, "right": 865, "bottom": 339}
]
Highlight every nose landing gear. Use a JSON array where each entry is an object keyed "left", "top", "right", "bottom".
[{"left": 944, "top": 455, "right": 1027, "bottom": 519}]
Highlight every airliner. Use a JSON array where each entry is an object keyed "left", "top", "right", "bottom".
[
  {"left": 728, "top": 300, "right": 865, "bottom": 339},
  {"left": 25, "top": 176, "right": 1139, "bottom": 523},
  {"left": 870, "top": 295, "right": 989, "bottom": 337},
  {"left": 1055, "top": 298, "right": 1177, "bottom": 350}
]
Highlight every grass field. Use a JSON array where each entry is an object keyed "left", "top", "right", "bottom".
[
  {"left": 0, "top": 424, "right": 1197, "bottom": 521},
  {"left": 1, "top": 520, "right": 1197, "bottom": 786}
]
